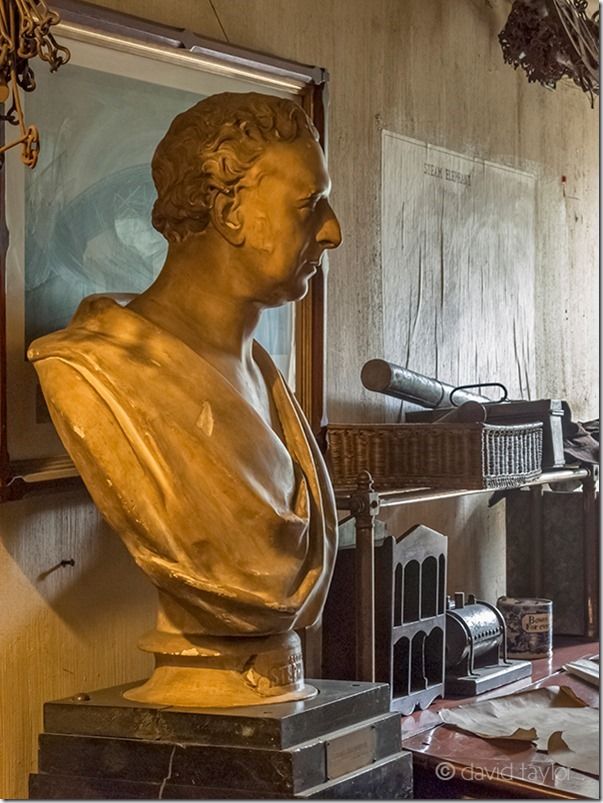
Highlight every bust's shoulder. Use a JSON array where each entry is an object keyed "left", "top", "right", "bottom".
[
  {"left": 27, "top": 295, "right": 150, "bottom": 366},
  {"left": 27, "top": 298, "right": 155, "bottom": 471},
  {"left": 28, "top": 296, "right": 116, "bottom": 356}
]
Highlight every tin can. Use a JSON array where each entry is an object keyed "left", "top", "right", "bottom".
[{"left": 496, "top": 596, "right": 553, "bottom": 659}]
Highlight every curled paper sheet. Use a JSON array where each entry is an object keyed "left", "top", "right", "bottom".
[
  {"left": 547, "top": 731, "right": 600, "bottom": 777},
  {"left": 440, "top": 686, "right": 599, "bottom": 776}
]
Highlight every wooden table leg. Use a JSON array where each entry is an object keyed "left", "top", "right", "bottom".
[
  {"left": 582, "top": 470, "right": 598, "bottom": 639},
  {"left": 529, "top": 484, "right": 544, "bottom": 597},
  {"left": 351, "top": 471, "right": 380, "bottom": 682}
]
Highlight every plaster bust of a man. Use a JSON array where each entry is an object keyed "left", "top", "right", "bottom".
[{"left": 28, "top": 93, "right": 342, "bottom": 707}]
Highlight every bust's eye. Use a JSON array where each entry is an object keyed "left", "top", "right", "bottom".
[{"left": 300, "top": 195, "right": 320, "bottom": 212}]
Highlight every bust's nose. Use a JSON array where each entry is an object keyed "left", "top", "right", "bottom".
[{"left": 317, "top": 202, "right": 342, "bottom": 250}]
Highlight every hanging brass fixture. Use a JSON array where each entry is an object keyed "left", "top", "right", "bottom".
[
  {"left": 499, "top": 0, "right": 599, "bottom": 106},
  {"left": 0, "top": 0, "right": 70, "bottom": 168}
]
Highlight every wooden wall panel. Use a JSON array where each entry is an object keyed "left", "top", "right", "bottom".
[
  {"left": 533, "top": 84, "right": 599, "bottom": 418},
  {"left": 0, "top": 491, "right": 154, "bottom": 798},
  {"left": 379, "top": 495, "right": 507, "bottom": 605},
  {"left": 0, "top": 0, "right": 597, "bottom": 796}
]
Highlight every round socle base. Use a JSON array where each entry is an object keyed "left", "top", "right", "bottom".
[
  {"left": 124, "top": 669, "right": 317, "bottom": 708},
  {"left": 123, "top": 628, "right": 316, "bottom": 708}
]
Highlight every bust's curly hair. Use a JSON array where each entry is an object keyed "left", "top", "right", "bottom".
[{"left": 151, "top": 92, "right": 319, "bottom": 243}]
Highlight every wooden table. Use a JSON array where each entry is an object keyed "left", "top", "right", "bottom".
[{"left": 402, "top": 638, "right": 599, "bottom": 799}]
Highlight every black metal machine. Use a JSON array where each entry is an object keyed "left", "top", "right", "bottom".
[{"left": 445, "top": 592, "right": 532, "bottom": 696}]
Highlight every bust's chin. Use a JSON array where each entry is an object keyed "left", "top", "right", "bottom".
[
  {"left": 256, "top": 290, "right": 300, "bottom": 310},
  {"left": 261, "top": 273, "right": 314, "bottom": 308}
]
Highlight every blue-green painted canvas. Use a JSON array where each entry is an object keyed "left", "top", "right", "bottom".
[{"left": 24, "top": 63, "right": 293, "bottom": 376}]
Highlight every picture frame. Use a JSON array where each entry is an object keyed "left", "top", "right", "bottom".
[{"left": 1, "top": 0, "right": 330, "bottom": 501}]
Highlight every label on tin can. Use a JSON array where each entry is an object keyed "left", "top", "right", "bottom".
[
  {"left": 521, "top": 613, "right": 550, "bottom": 633},
  {"left": 497, "top": 596, "right": 553, "bottom": 659}
]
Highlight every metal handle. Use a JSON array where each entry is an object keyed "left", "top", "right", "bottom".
[{"left": 450, "top": 383, "right": 508, "bottom": 406}]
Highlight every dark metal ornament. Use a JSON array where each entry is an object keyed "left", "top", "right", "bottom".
[{"left": 499, "top": 0, "right": 599, "bottom": 105}]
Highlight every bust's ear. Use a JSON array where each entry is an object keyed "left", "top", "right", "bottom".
[{"left": 210, "top": 192, "right": 245, "bottom": 246}]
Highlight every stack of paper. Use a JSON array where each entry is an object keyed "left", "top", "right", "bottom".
[{"left": 563, "top": 658, "right": 599, "bottom": 687}]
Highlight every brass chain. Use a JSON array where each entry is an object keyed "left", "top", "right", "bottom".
[{"left": 0, "top": 0, "right": 70, "bottom": 168}]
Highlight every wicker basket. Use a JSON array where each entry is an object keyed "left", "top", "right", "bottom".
[{"left": 326, "top": 422, "right": 543, "bottom": 491}]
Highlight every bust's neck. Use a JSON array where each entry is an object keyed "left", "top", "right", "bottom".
[
  {"left": 130, "top": 231, "right": 261, "bottom": 363},
  {"left": 128, "top": 232, "right": 275, "bottom": 429}
]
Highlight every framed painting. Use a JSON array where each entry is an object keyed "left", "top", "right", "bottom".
[{"left": 1, "top": 0, "right": 329, "bottom": 500}]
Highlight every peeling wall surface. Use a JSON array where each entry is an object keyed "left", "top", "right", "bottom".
[
  {"left": 1, "top": 0, "right": 597, "bottom": 796},
  {"left": 381, "top": 131, "right": 536, "bottom": 400}
]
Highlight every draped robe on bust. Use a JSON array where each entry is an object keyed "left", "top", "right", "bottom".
[{"left": 29, "top": 296, "right": 337, "bottom": 636}]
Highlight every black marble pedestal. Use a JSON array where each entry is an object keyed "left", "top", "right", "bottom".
[{"left": 29, "top": 679, "right": 413, "bottom": 799}]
